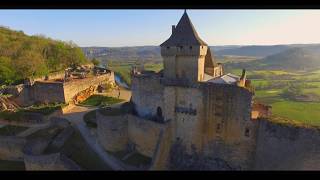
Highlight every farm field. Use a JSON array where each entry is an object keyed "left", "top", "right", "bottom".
[
  {"left": 241, "top": 68, "right": 320, "bottom": 126},
  {"left": 107, "top": 61, "right": 163, "bottom": 86}
]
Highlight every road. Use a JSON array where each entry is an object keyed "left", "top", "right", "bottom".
[{"left": 62, "top": 105, "right": 127, "bottom": 171}]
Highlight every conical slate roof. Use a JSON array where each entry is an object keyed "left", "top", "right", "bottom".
[{"left": 160, "top": 11, "right": 208, "bottom": 47}]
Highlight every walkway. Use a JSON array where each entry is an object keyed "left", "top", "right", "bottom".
[{"left": 62, "top": 105, "right": 127, "bottom": 170}]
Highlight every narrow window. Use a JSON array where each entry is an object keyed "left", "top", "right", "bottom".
[
  {"left": 245, "top": 128, "right": 250, "bottom": 137},
  {"left": 216, "top": 123, "right": 221, "bottom": 132},
  {"left": 167, "top": 46, "right": 170, "bottom": 49},
  {"left": 189, "top": 46, "right": 192, "bottom": 49}
]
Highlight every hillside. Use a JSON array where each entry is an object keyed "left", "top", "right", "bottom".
[
  {"left": 214, "top": 45, "right": 291, "bottom": 57},
  {"left": 0, "top": 27, "right": 88, "bottom": 85},
  {"left": 225, "top": 47, "right": 320, "bottom": 71},
  {"left": 82, "top": 46, "right": 162, "bottom": 63},
  {"left": 81, "top": 44, "right": 316, "bottom": 64}
]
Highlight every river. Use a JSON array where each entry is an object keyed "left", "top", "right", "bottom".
[{"left": 114, "top": 74, "right": 129, "bottom": 89}]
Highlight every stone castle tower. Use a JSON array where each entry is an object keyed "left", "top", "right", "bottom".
[
  {"left": 98, "top": 11, "right": 320, "bottom": 171},
  {"left": 160, "top": 10, "right": 223, "bottom": 85},
  {"left": 125, "top": 11, "right": 256, "bottom": 169}
]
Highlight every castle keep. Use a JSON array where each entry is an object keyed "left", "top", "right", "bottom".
[
  {"left": 97, "top": 11, "right": 320, "bottom": 170},
  {"left": 131, "top": 10, "right": 255, "bottom": 168}
]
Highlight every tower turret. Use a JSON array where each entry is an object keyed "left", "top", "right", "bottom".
[{"left": 160, "top": 10, "right": 209, "bottom": 84}]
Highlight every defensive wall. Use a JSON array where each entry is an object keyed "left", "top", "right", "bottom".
[
  {"left": 13, "top": 72, "right": 115, "bottom": 106},
  {"left": 96, "top": 108, "right": 165, "bottom": 158},
  {"left": 131, "top": 73, "right": 164, "bottom": 118},
  {"left": 254, "top": 119, "right": 320, "bottom": 170}
]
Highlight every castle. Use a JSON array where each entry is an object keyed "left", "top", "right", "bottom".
[{"left": 97, "top": 11, "right": 320, "bottom": 170}]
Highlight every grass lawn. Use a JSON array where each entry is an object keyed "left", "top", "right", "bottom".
[
  {"left": 0, "top": 110, "right": 25, "bottom": 121},
  {"left": 0, "top": 160, "right": 25, "bottom": 170},
  {"left": 26, "top": 125, "right": 62, "bottom": 140},
  {"left": 23, "top": 103, "right": 67, "bottom": 115},
  {"left": 271, "top": 100, "right": 320, "bottom": 127},
  {"left": 108, "top": 62, "right": 163, "bottom": 86},
  {"left": 0, "top": 103, "right": 66, "bottom": 121},
  {"left": 107, "top": 150, "right": 151, "bottom": 168},
  {"left": 61, "top": 128, "right": 111, "bottom": 170},
  {"left": 83, "top": 110, "right": 97, "bottom": 128},
  {"left": 0, "top": 125, "right": 29, "bottom": 136},
  {"left": 123, "top": 152, "right": 152, "bottom": 167},
  {"left": 80, "top": 95, "right": 124, "bottom": 107}
]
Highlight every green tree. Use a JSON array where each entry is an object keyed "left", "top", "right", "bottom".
[
  {"left": 14, "top": 50, "right": 48, "bottom": 79},
  {"left": 0, "top": 57, "right": 17, "bottom": 84},
  {"left": 281, "top": 82, "right": 303, "bottom": 99},
  {"left": 92, "top": 58, "right": 100, "bottom": 66}
]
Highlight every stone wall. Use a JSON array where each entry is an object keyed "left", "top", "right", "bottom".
[
  {"left": 161, "top": 45, "right": 208, "bottom": 83},
  {"left": 254, "top": 119, "right": 320, "bottom": 170},
  {"left": 14, "top": 72, "right": 115, "bottom": 106},
  {"left": 131, "top": 74, "right": 164, "bottom": 118},
  {"left": 33, "top": 71, "right": 65, "bottom": 82},
  {"left": 200, "top": 84, "right": 256, "bottom": 169},
  {"left": 33, "top": 82, "right": 66, "bottom": 104},
  {"left": 163, "top": 86, "right": 205, "bottom": 152},
  {"left": 96, "top": 110, "right": 128, "bottom": 152},
  {"left": 96, "top": 108, "right": 166, "bottom": 158},
  {"left": 0, "top": 136, "right": 26, "bottom": 161},
  {"left": 127, "top": 114, "right": 164, "bottom": 157},
  {"left": 63, "top": 73, "right": 114, "bottom": 103},
  {"left": 24, "top": 153, "right": 81, "bottom": 171},
  {"left": 150, "top": 121, "right": 173, "bottom": 170}
]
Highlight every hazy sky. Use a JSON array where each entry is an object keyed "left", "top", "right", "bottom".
[{"left": 1, "top": 10, "right": 320, "bottom": 47}]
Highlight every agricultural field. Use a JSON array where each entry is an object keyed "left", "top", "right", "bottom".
[
  {"left": 234, "top": 68, "right": 320, "bottom": 126},
  {"left": 106, "top": 61, "right": 163, "bottom": 86}
]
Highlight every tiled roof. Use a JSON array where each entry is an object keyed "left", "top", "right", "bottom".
[{"left": 160, "top": 11, "right": 207, "bottom": 47}]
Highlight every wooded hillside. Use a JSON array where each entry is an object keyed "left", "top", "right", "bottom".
[{"left": 0, "top": 27, "right": 88, "bottom": 85}]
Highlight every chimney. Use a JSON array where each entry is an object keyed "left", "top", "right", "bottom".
[
  {"left": 237, "top": 69, "right": 247, "bottom": 87},
  {"left": 172, "top": 25, "right": 176, "bottom": 34},
  {"left": 240, "top": 69, "right": 246, "bottom": 80}
]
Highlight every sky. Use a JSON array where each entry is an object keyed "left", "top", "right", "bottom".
[{"left": 1, "top": 10, "right": 320, "bottom": 47}]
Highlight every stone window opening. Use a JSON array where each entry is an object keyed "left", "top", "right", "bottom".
[
  {"left": 179, "top": 46, "right": 183, "bottom": 50},
  {"left": 157, "top": 107, "right": 163, "bottom": 118},
  {"left": 189, "top": 46, "right": 192, "bottom": 50},
  {"left": 216, "top": 123, "right": 221, "bottom": 132},
  {"left": 245, "top": 128, "right": 250, "bottom": 137},
  {"left": 167, "top": 46, "right": 170, "bottom": 49}
]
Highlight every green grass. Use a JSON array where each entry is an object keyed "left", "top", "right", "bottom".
[
  {"left": 246, "top": 68, "right": 320, "bottom": 127},
  {"left": 0, "top": 110, "right": 25, "bottom": 121},
  {"left": 80, "top": 95, "right": 124, "bottom": 107},
  {"left": 23, "top": 103, "right": 67, "bottom": 115},
  {"left": 123, "top": 152, "right": 152, "bottom": 167},
  {"left": 0, "top": 125, "right": 29, "bottom": 136},
  {"left": 107, "top": 150, "right": 151, "bottom": 167},
  {"left": 98, "top": 107, "right": 124, "bottom": 116},
  {"left": 26, "top": 125, "right": 62, "bottom": 140},
  {"left": 0, "top": 103, "right": 66, "bottom": 122},
  {"left": 61, "top": 128, "right": 111, "bottom": 170},
  {"left": 83, "top": 110, "right": 97, "bottom": 128},
  {"left": 271, "top": 101, "right": 320, "bottom": 126},
  {"left": 106, "top": 150, "right": 127, "bottom": 159},
  {"left": 108, "top": 62, "right": 163, "bottom": 86},
  {"left": 0, "top": 160, "right": 25, "bottom": 170}
]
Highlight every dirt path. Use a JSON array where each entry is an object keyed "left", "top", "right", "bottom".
[
  {"left": 104, "top": 87, "right": 132, "bottom": 101},
  {"left": 62, "top": 105, "right": 126, "bottom": 170}
]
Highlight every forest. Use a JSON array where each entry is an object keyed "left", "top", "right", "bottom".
[{"left": 0, "top": 27, "right": 88, "bottom": 85}]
